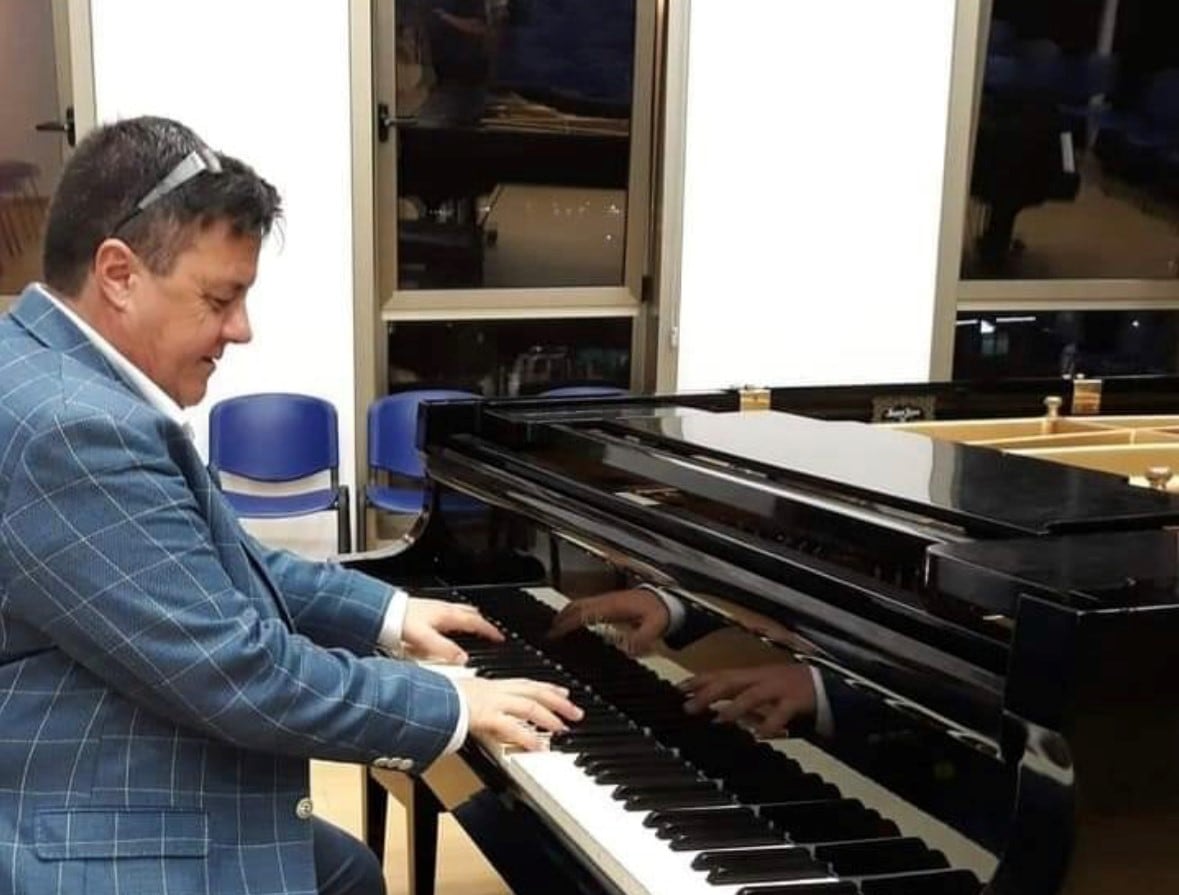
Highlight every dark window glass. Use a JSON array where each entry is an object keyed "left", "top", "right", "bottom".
[
  {"left": 387, "top": 316, "right": 631, "bottom": 394},
  {"left": 953, "top": 309, "right": 1179, "bottom": 378},
  {"left": 393, "top": 0, "right": 635, "bottom": 290},
  {"left": 962, "top": 0, "right": 1179, "bottom": 280}
]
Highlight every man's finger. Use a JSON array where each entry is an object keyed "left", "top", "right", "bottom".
[
  {"left": 546, "top": 603, "right": 591, "bottom": 639},
  {"left": 495, "top": 679, "right": 583, "bottom": 722},
  {"left": 715, "top": 680, "right": 778, "bottom": 722},
  {"left": 503, "top": 695, "right": 567, "bottom": 733},
  {"left": 441, "top": 609, "right": 504, "bottom": 642},
  {"left": 410, "top": 628, "right": 467, "bottom": 664},
  {"left": 755, "top": 701, "right": 801, "bottom": 738},
  {"left": 682, "top": 674, "right": 755, "bottom": 712}
]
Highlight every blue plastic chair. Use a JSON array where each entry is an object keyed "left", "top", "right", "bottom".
[
  {"left": 208, "top": 393, "right": 351, "bottom": 553},
  {"left": 987, "top": 20, "right": 1016, "bottom": 56},
  {"left": 364, "top": 389, "right": 482, "bottom": 546}
]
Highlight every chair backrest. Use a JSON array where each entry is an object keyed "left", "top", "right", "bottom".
[
  {"left": 1059, "top": 53, "right": 1118, "bottom": 105},
  {"left": 539, "top": 385, "right": 628, "bottom": 398},
  {"left": 209, "top": 393, "right": 339, "bottom": 482},
  {"left": 987, "top": 20, "right": 1015, "bottom": 56},
  {"left": 1019, "top": 38, "right": 1062, "bottom": 63},
  {"left": 1143, "top": 68, "right": 1179, "bottom": 130},
  {"left": 368, "top": 389, "right": 477, "bottom": 479}
]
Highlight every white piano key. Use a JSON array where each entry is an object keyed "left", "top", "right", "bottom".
[{"left": 505, "top": 748, "right": 839, "bottom": 895}]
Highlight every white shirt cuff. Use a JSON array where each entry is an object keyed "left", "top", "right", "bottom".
[
  {"left": 810, "top": 666, "right": 834, "bottom": 738},
  {"left": 377, "top": 588, "right": 409, "bottom": 653},
  {"left": 443, "top": 688, "right": 470, "bottom": 754},
  {"left": 377, "top": 590, "right": 470, "bottom": 755},
  {"left": 635, "top": 583, "right": 685, "bottom": 635}
]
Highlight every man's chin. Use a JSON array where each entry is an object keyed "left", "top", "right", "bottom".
[{"left": 178, "top": 381, "right": 210, "bottom": 409}]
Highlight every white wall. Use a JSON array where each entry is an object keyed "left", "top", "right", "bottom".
[
  {"left": 0, "top": 0, "right": 64, "bottom": 191},
  {"left": 671, "top": 2, "right": 957, "bottom": 389},
  {"left": 90, "top": 0, "right": 357, "bottom": 553}
]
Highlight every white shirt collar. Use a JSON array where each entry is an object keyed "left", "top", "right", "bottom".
[{"left": 35, "top": 283, "right": 193, "bottom": 437}]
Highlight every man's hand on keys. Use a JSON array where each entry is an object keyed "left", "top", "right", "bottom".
[{"left": 457, "top": 677, "right": 584, "bottom": 751}]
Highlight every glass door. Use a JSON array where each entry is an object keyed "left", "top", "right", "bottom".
[
  {"left": 0, "top": 0, "right": 93, "bottom": 301},
  {"left": 374, "top": 0, "right": 656, "bottom": 316}
]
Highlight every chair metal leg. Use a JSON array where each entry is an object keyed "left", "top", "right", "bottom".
[{"left": 337, "top": 485, "right": 352, "bottom": 553}]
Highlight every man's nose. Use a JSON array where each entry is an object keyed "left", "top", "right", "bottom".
[{"left": 225, "top": 304, "right": 252, "bottom": 344}]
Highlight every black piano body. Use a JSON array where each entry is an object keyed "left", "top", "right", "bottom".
[{"left": 347, "top": 377, "right": 1179, "bottom": 895}]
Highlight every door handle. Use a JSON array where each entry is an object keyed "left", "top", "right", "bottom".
[{"left": 34, "top": 106, "right": 76, "bottom": 147}]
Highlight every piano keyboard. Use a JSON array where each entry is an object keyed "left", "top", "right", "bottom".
[{"left": 437, "top": 585, "right": 995, "bottom": 895}]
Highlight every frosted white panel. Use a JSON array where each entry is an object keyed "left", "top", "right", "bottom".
[
  {"left": 676, "top": 2, "right": 956, "bottom": 389},
  {"left": 90, "top": 1, "right": 356, "bottom": 550}
]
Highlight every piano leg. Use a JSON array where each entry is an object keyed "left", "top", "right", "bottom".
[
  {"left": 365, "top": 772, "right": 387, "bottom": 864},
  {"left": 409, "top": 776, "right": 443, "bottom": 895}
]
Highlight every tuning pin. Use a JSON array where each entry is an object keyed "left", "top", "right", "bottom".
[
  {"left": 1145, "top": 466, "right": 1174, "bottom": 491},
  {"left": 1043, "top": 395, "right": 1062, "bottom": 419}
]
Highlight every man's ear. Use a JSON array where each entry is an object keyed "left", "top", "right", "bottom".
[{"left": 92, "top": 238, "right": 140, "bottom": 309}]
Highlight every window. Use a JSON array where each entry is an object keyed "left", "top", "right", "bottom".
[{"left": 376, "top": 0, "right": 654, "bottom": 308}]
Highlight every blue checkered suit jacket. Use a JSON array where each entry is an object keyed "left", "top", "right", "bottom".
[{"left": 0, "top": 288, "right": 461, "bottom": 895}]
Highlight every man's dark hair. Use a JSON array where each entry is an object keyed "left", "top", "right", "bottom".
[{"left": 42, "top": 116, "right": 282, "bottom": 296}]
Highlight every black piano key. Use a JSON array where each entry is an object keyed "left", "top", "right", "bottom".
[
  {"left": 579, "top": 754, "right": 686, "bottom": 775},
  {"left": 735, "top": 884, "right": 857, "bottom": 895},
  {"left": 566, "top": 718, "right": 638, "bottom": 736},
  {"left": 613, "top": 780, "right": 721, "bottom": 801},
  {"left": 480, "top": 667, "right": 577, "bottom": 685},
  {"left": 552, "top": 733, "right": 655, "bottom": 752},
  {"left": 691, "top": 847, "right": 828, "bottom": 885},
  {"left": 550, "top": 728, "right": 645, "bottom": 748},
  {"left": 692, "top": 847, "right": 818, "bottom": 872},
  {"left": 644, "top": 806, "right": 759, "bottom": 828},
  {"left": 858, "top": 869, "right": 981, "bottom": 895},
  {"left": 668, "top": 827, "right": 785, "bottom": 851},
  {"left": 654, "top": 812, "right": 765, "bottom": 835},
  {"left": 593, "top": 767, "right": 702, "bottom": 786},
  {"left": 657, "top": 818, "right": 768, "bottom": 842},
  {"left": 815, "top": 838, "right": 948, "bottom": 876},
  {"left": 623, "top": 789, "right": 735, "bottom": 811},
  {"left": 760, "top": 799, "right": 900, "bottom": 843},
  {"left": 573, "top": 743, "right": 668, "bottom": 765}
]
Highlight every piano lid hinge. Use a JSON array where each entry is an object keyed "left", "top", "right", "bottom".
[{"left": 738, "top": 385, "right": 772, "bottom": 412}]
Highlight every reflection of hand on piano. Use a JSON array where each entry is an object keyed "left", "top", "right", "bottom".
[
  {"left": 456, "top": 677, "right": 584, "bottom": 752},
  {"left": 401, "top": 597, "right": 504, "bottom": 662},
  {"left": 679, "top": 664, "right": 818, "bottom": 738},
  {"left": 546, "top": 588, "right": 671, "bottom": 655}
]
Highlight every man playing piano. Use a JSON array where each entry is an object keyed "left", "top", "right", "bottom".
[{"left": 0, "top": 116, "right": 580, "bottom": 895}]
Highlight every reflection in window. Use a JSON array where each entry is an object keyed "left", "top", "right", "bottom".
[
  {"left": 953, "top": 310, "right": 1179, "bottom": 378},
  {"left": 393, "top": 0, "right": 636, "bottom": 290},
  {"left": 962, "top": 0, "right": 1179, "bottom": 280},
  {"left": 387, "top": 316, "right": 631, "bottom": 395}
]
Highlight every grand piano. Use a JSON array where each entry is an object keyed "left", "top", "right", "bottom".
[{"left": 347, "top": 379, "right": 1179, "bottom": 895}]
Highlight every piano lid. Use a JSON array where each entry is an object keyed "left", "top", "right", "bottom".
[
  {"left": 928, "top": 529, "right": 1179, "bottom": 616},
  {"left": 610, "top": 408, "right": 1179, "bottom": 537}
]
